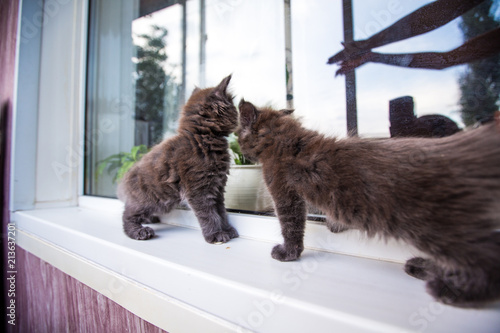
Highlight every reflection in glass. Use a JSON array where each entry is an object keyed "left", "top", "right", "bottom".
[{"left": 86, "top": 1, "right": 184, "bottom": 197}]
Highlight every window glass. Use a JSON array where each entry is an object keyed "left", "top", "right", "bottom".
[
  {"left": 85, "top": 0, "right": 286, "bottom": 213},
  {"left": 85, "top": 0, "right": 500, "bottom": 214},
  {"left": 85, "top": 0, "right": 186, "bottom": 197},
  {"left": 350, "top": 0, "right": 499, "bottom": 137},
  {"left": 291, "top": 0, "right": 347, "bottom": 136},
  {"left": 353, "top": 0, "right": 463, "bottom": 137}
]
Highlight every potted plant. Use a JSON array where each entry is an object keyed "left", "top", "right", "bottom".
[
  {"left": 226, "top": 134, "right": 268, "bottom": 211},
  {"left": 97, "top": 145, "right": 149, "bottom": 183}
]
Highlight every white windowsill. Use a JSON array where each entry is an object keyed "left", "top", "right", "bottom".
[{"left": 13, "top": 198, "right": 500, "bottom": 333}]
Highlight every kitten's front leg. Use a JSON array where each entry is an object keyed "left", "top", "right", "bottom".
[
  {"left": 188, "top": 193, "right": 238, "bottom": 244},
  {"left": 271, "top": 190, "right": 307, "bottom": 261},
  {"left": 216, "top": 194, "right": 239, "bottom": 239}
]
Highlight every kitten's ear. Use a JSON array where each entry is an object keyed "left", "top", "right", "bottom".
[
  {"left": 192, "top": 86, "right": 201, "bottom": 94},
  {"left": 239, "top": 99, "right": 258, "bottom": 128},
  {"left": 280, "top": 109, "right": 294, "bottom": 115},
  {"left": 212, "top": 75, "right": 232, "bottom": 98}
]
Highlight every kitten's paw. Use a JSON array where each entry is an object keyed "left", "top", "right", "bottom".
[
  {"left": 405, "top": 257, "right": 435, "bottom": 280},
  {"left": 271, "top": 244, "right": 303, "bottom": 262},
  {"left": 327, "top": 223, "right": 349, "bottom": 233},
  {"left": 128, "top": 226, "right": 155, "bottom": 240},
  {"left": 204, "top": 227, "right": 239, "bottom": 244},
  {"left": 325, "top": 217, "right": 349, "bottom": 233},
  {"left": 225, "top": 226, "right": 239, "bottom": 239},
  {"left": 426, "top": 279, "right": 462, "bottom": 305}
]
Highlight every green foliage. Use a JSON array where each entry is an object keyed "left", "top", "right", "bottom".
[
  {"left": 228, "top": 133, "right": 253, "bottom": 165},
  {"left": 459, "top": 0, "right": 500, "bottom": 126},
  {"left": 97, "top": 145, "right": 149, "bottom": 183}
]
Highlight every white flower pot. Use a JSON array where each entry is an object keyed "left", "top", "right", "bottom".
[{"left": 225, "top": 165, "right": 268, "bottom": 211}]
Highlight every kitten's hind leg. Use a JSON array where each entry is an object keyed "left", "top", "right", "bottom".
[
  {"left": 425, "top": 268, "right": 494, "bottom": 307},
  {"left": 325, "top": 217, "right": 349, "bottom": 233},
  {"left": 426, "top": 235, "right": 500, "bottom": 306},
  {"left": 123, "top": 205, "right": 155, "bottom": 240},
  {"left": 404, "top": 257, "right": 438, "bottom": 281}
]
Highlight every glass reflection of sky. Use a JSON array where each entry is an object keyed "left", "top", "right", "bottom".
[{"left": 134, "top": 0, "right": 499, "bottom": 138}]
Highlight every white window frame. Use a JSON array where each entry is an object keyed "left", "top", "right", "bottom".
[{"left": 10, "top": 1, "right": 500, "bottom": 332}]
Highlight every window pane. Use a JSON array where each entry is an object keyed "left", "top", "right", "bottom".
[
  {"left": 204, "top": 0, "right": 286, "bottom": 106},
  {"left": 349, "top": 0, "right": 500, "bottom": 137},
  {"left": 85, "top": 0, "right": 186, "bottom": 197},
  {"left": 85, "top": 0, "right": 286, "bottom": 214},
  {"left": 352, "top": 0, "right": 462, "bottom": 137},
  {"left": 133, "top": 5, "right": 184, "bottom": 143},
  {"left": 291, "top": 0, "right": 346, "bottom": 136}
]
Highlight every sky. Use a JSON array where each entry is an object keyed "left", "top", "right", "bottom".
[{"left": 132, "top": 0, "right": 499, "bottom": 138}]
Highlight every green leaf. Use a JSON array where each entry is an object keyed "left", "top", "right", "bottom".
[
  {"left": 96, "top": 161, "right": 109, "bottom": 176},
  {"left": 131, "top": 144, "right": 149, "bottom": 161},
  {"left": 116, "top": 160, "right": 135, "bottom": 182},
  {"left": 228, "top": 132, "right": 253, "bottom": 165},
  {"left": 121, "top": 153, "right": 133, "bottom": 164},
  {"left": 107, "top": 159, "right": 122, "bottom": 174},
  {"left": 97, "top": 154, "right": 120, "bottom": 165},
  {"left": 131, "top": 145, "right": 141, "bottom": 160},
  {"left": 96, "top": 145, "right": 151, "bottom": 182}
]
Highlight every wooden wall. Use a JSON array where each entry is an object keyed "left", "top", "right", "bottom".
[
  {"left": 1, "top": 0, "right": 20, "bottom": 331},
  {"left": 15, "top": 247, "right": 167, "bottom": 333}
]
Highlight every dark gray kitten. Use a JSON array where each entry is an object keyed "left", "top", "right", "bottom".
[
  {"left": 118, "top": 75, "right": 239, "bottom": 244},
  {"left": 237, "top": 99, "right": 500, "bottom": 307}
]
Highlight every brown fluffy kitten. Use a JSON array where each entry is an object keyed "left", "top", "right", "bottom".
[
  {"left": 118, "top": 76, "right": 239, "bottom": 244},
  {"left": 237, "top": 99, "right": 500, "bottom": 307}
]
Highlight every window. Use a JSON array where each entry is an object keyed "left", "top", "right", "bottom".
[
  {"left": 85, "top": 0, "right": 286, "bottom": 212},
  {"left": 11, "top": 1, "right": 500, "bottom": 330},
  {"left": 85, "top": 0, "right": 500, "bottom": 211}
]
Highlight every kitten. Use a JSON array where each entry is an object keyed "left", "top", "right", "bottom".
[
  {"left": 117, "top": 75, "right": 239, "bottom": 244},
  {"left": 237, "top": 99, "right": 500, "bottom": 307}
]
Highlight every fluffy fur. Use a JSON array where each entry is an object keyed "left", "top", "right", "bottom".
[
  {"left": 118, "top": 76, "right": 239, "bottom": 244},
  {"left": 237, "top": 99, "right": 500, "bottom": 307}
]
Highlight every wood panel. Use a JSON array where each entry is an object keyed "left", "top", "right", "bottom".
[
  {"left": 15, "top": 247, "right": 167, "bottom": 333},
  {"left": 1, "top": 0, "right": 20, "bottom": 331}
]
